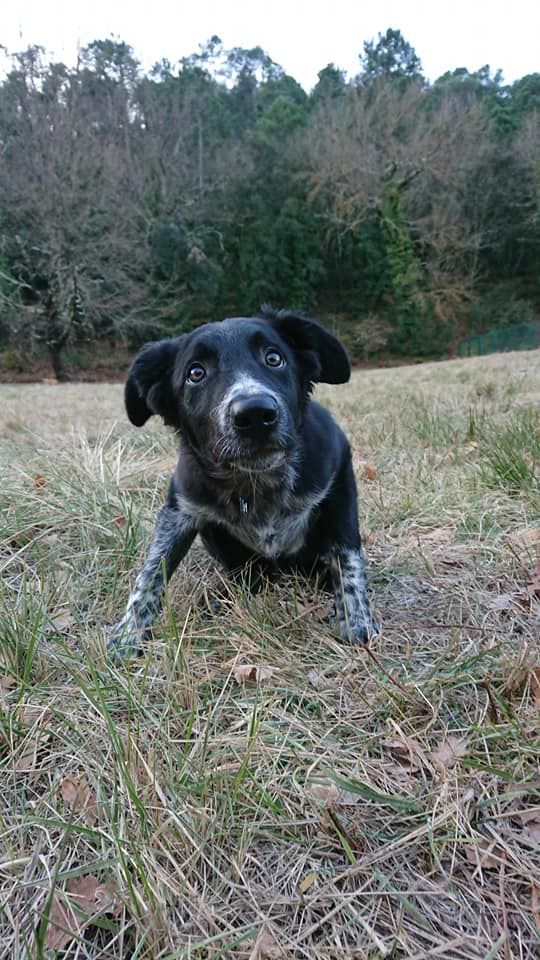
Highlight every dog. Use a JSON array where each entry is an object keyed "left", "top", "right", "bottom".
[{"left": 109, "top": 306, "right": 379, "bottom": 657}]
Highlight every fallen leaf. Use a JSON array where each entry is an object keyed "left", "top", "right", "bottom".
[
  {"left": 8, "top": 525, "right": 44, "bottom": 549},
  {"left": 34, "top": 474, "right": 47, "bottom": 489},
  {"left": 13, "top": 727, "right": 52, "bottom": 772},
  {"left": 113, "top": 515, "right": 126, "bottom": 526},
  {"left": 420, "top": 527, "right": 454, "bottom": 546},
  {"left": 232, "top": 664, "right": 277, "bottom": 684},
  {"left": 306, "top": 779, "right": 340, "bottom": 807},
  {"left": 21, "top": 703, "right": 50, "bottom": 727},
  {"left": 299, "top": 872, "right": 318, "bottom": 894},
  {"left": 527, "top": 560, "right": 540, "bottom": 598},
  {"left": 464, "top": 840, "right": 503, "bottom": 870},
  {"left": 518, "top": 808, "right": 540, "bottom": 844},
  {"left": 307, "top": 669, "right": 325, "bottom": 688},
  {"left": 431, "top": 735, "right": 468, "bottom": 770},
  {"left": 50, "top": 609, "right": 75, "bottom": 633},
  {"left": 479, "top": 677, "right": 500, "bottom": 724},
  {"left": 44, "top": 875, "right": 120, "bottom": 951},
  {"left": 250, "top": 929, "right": 285, "bottom": 959},
  {"left": 531, "top": 668, "right": 540, "bottom": 708},
  {"left": 507, "top": 526, "right": 540, "bottom": 550},
  {"left": 532, "top": 883, "right": 540, "bottom": 933},
  {"left": 501, "top": 666, "right": 530, "bottom": 699},
  {"left": 487, "top": 591, "right": 523, "bottom": 612},
  {"left": 60, "top": 776, "right": 99, "bottom": 826},
  {"left": 44, "top": 894, "right": 74, "bottom": 951},
  {"left": 0, "top": 674, "right": 15, "bottom": 700},
  {"left": 362, "top": 463, "right": 377, "bottom": 481},
  {"left": 384, "top": 736, "right": 424, "bottom": 771},
  {"left": 292, "top": 598, "right": 332, "bottom": 621}
]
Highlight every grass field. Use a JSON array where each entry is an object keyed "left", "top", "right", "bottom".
[{"left": 1, "top": 350, "right": 539, "bottom": 959}]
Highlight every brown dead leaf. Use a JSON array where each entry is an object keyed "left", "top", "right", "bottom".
[
  {"left": 13, "top": 726, "right": 52, "bottom": 772},
  {"left": 487, "top": 591, "right": 524, "bottom": 612},
  {"left": 507, "top": 526, "right": 540, "bottom": 549},
  {"left": 250, "top": 929, "right": 285, "bottom": 959},
  {"left": 501, "top": 666, "right": 530, "bottom": 700},
  {"left": 44, "top": 894, "right": 75, "bottom": 951},
  {"left": 232, "top": 664, "right": 277, "bottom": 684},
  {"left": 293, "top": 598, "right": 332, "bottom": 621},
  {"left": 421, "top": 527, "right": 454, "bottom": 546},
  {"left": 299, "top": 871, "right": 318, "bottom": 894},
  {"left": 531, "top": 668, "right": 540, "bottom": 708},
  {"left": 362, "top": 463, "right": 377, "bottom": 481},
  {"left": 113, "top": 515, "right": 126, "bottom": 526},
  {"left": 60, "top": 776, "right": 99, "bottom": 826},
  {"left": 532, "top": 883, "right": 540, "bottom": 933},
  {"left": 34, "top": 474, "right": 47, "bottom": 488},
  {"left": 518, "top": 808, "right": 540, "bottom": 844},
  {"left": 307, "top": 669, "right": 327, "bottom": 688},
  {"left": 431, "top": 735, "right": 468, "bottom": 770},
  {"left": 464, "top": 840, "right": 503, "bottom": 870},
  {"left": 21, "top": 703, "right": 50, "bottom": 727},
  {"left": 0, "top": 674, "right": 15, "bottom": 700},
  {"left": 50, "top": 609, "right": 75, "bottom": 633},
  {"left": 306, "top": 779, "right": 340, "bottom": 807},
  {"left": 526, "top": 560, "right": 540, "bottom": 598},
  {"left": 44, "top": 874, "right": 120, "bottom": 951},
  {"left": 384, "top": 736, "right": 425, "bottom": 771}
]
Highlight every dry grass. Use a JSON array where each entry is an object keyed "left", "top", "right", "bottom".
[{"left": 1, "top": 350, "right": 539, "bottom": 959}]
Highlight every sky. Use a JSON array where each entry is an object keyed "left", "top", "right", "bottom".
[{"left": 2, "top": 0, "right": 539, "bottom": 88}]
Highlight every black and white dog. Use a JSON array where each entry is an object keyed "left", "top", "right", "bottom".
[{"left": 109, "top": 307, "right": 379, "bottom": 657}]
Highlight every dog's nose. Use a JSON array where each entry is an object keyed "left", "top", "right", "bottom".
[{"left": 231, "top": 394, "right": 279, "bottom": 436}]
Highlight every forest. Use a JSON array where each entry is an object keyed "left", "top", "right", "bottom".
[{"left": 0, "top": 29, "right": 538, "bottom": 378}]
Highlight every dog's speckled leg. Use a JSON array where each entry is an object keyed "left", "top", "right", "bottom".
[
  {"left": 329, "top": 548, "right": 380, "bottom": 644},
  {"left": 108, "top": 504, "right": 196, "bottom": 658}
]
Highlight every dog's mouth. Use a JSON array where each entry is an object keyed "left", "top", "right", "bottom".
[
  {"left": 226, "top": 450, "right": 288, "bottom": 472},
  {"left": 211, "top": 435, "right": 290, "bottom": 473}
]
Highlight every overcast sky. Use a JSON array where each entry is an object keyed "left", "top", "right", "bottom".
[{"left": 2, "top": 0, "right": 538, "bottom": 88}]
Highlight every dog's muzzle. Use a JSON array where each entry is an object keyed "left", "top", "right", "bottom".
[{"left": 230, "top": 393, "right": 279, "bottom": 442}]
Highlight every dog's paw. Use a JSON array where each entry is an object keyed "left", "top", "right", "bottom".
[
  {"left": 353, "top": 615, "right": 381, "bottom": 644},
  {"left": 338, "top": 612, "right": 381, "bottom": 645},
  {"left": 107, "top": 620, "right": 147, "bottom": 659}
]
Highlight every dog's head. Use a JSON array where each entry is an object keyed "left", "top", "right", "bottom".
[{"left": 124, "top": 307, "right": 350, "bottom": 471}]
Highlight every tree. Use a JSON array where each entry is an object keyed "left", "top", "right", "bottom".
[
  {"left": 0, "top": 45, "right": 147, "bottom": 377},
  {"left": 0, "top": 32, "right": 537, "bottom": 371},
  {"left": 301, "top": 79, "right": 489, "bottom": 352},
  {"left": 360, "top": 29, "right": 423, "bottom": 84},
  {"left": 311, "top": 64, "right": 346, "bottom": 105}
]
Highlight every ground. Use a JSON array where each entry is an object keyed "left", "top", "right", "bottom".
[{"left": 0, "top": 350, "right": 539, "bottom": 959}]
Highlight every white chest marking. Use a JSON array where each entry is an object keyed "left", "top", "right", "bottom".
[{"left": 177, "top": 477, "right": 334, "bottom": 558}]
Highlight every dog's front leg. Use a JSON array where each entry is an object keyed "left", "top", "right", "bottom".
[
  {"left": 320, "top": 450, "right": 380, "bottom": 644},
  {"left": 108, "top": 502, "right": 197, "bottom": 657},
  {"left": 329, "top": 548, "right": 379, "bottom": 644}
]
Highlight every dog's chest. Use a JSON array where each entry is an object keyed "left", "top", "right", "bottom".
[
  {"left": 181, "top": 491, "right": 321, "bottom": 558},
  {"left": 232, "top": 502, "right": 313, "bottom": 558}
]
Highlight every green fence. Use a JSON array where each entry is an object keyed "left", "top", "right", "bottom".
[{"left": 458, "top": 322, "right": 540, "bottom": 357}]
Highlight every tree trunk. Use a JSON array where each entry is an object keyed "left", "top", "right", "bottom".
[
  {"left": 48, "top": 341, "right": 70, "bottom": 382},
  {"left": 44, "top": 294, "right": 70, "bottom": 381},
  {"left": 197, "top": 113, "right": 204, "bottom": 195}
]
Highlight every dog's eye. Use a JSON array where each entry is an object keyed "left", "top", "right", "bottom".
[
  {"left": 187, "top": 364, "right": 206, "bottom": 384},
  {"left": 265, "top": 350, "right": 283, "bottom": 368}
]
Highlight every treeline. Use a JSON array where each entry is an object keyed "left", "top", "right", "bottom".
[{"left": 0, "top": 30, "right": 538, "bottom": 377}]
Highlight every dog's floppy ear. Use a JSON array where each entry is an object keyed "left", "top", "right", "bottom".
[
  {"left": 124, "top": 337, "right": 183, "bottom": 426},
  {"left": 259, "top": 306, "right": 350, "bottom": 384}
]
